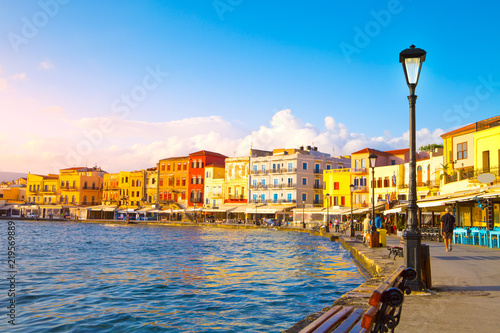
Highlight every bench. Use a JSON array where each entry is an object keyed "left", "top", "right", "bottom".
[{"left": 299, "top": 265, "right": 416, "bottom": 333}]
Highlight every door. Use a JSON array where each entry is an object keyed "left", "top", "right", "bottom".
[{"left": 483, "top": 151, "right": 490, "bottom": 173}]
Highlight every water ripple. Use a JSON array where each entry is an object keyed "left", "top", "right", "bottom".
[{"left": 0, "top": 221, "right": 364, "bottom": 332}]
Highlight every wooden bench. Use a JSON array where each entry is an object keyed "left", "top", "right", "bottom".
[{"left": 299, "top": 265, "right": 416, "bottom": 333}]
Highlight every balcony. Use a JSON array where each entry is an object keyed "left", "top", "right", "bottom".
[
  {"left": 269, "top": 169, "right": 281, "bottom": 174},
  {"left": 313, "top": 169, "right": 323, "bottom": 174},
  {"left": 250, "top": 184, "right": 268, "bottom": 190},
  {"left": 354, "top": 186, "right": 368, "bottom": 192},
  {"left": 282, "top": 168, "right": 297, "bottom": 173},
  {"left": 313, "top": 184, "right": 323, "bottom": 190},
  {"left": 352, "top": 168, "right": 367, "bottom": 174},
  {"left": 283, "top": 183, "right": 296, "bottom": 189}
]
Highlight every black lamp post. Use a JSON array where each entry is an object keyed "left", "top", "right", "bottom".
[
  {"left": 369, "top": 153, "right": 378, "bottom": 231},
  {"left": 350, "top": 184, "right": 355, "bottom": 237},
  {"left": 325, "top": 193, "right": 330, "bottom": 232},
  {"left": 400, "top": 44, "right": 426, "bottom": 291},
  {"left": 302, "top": 200, "right": 306, "bottom": 229}
]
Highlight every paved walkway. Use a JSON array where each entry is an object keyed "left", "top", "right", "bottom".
[{"left": 385, "top": 235, "right": 500, "bottom": 332}]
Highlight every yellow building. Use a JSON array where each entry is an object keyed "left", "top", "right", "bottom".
[
  {"left": 204, "top": 164, "right": 225, "bottom": 208},
  {"left": 117, "top": 170, "right": 147, "bottom": 209},
  {"left": 441, "top": 115, "right": 500, "bottom": 193},
  {"left": 58, "top": 167, "right": 105, "bottom": 206},
  {"left": 323, "top": 168, "right": 352, "bottom": 208},
  {"left": 0, "top": 186, "right": 26, "bottom": 204},
  {"left": 224, "top": 156, "right": 249, "bottom": 204},
  {"left": 145, "top": 167, "right": 158, "bottom": 205},
  {"left": 26, "top": 173, "right": 59, "bottom": 205}
]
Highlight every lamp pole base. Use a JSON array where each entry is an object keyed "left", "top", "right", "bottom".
[{"left": 403, "top": 230, "right": 425, "bottom": 291}]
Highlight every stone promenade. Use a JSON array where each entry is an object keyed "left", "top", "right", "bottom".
[{"left": 284, "top": 232, "right": 500, "bottom": 333}]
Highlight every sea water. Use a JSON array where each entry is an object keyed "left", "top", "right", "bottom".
[{"left": 0, "top": 221, "right": 364, "bottom": 332}]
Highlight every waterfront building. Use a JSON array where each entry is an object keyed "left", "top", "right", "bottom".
[
  {"left": 117, "top": 170, "right": 147, "bottom": 209},
  {"left": 0, "top": 185, "right": 26, "bottom": 205},
  {"left": 157, "top": 156, "right": 190, "bottom": 208},
  {"left": 58, "top": 167, "right": 105, "bottom": 206},
  {"left": 224, "top": 156, "right": 249, "bottom": 204},
  {"left": 188, "top": 150, "right": 227, "bottom": 207},
  {"left": 440, "top": 115, "right": 500, "bottom": 194},
  {"left": 204, "top": 164, "right": 225, "bottom": 208},
  {"left": 145, "top": 167, "right": 158, "bottom": 205},
  {"left": 26, "top": 173, "right": 59, "bottom": 205},
  {"left": 323, "top": 167, "right": 352, "bottom": 210},
  {"left": 102, "top": 172, "right": 120, "bottom": 205},
  {"left": 250, "top": 146, "right": 349, "bottom": 223}
]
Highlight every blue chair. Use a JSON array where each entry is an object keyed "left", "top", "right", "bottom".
[{"left": 478, "top": 229, "right": 489, "bottom": 247}]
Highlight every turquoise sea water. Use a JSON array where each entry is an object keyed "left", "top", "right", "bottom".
[{"left": 0, "top": 221, "right": 364, "bottom": 332}]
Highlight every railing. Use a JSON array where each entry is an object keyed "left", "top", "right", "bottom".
[
  {"left": 313, "top": 169, "right": 323, "bottom": 174},
  {"left": 282, "top": 168, "right": 297, "bottom": 173},
  {"left": 444, "top": 167, "right": 500, "bottom": 184},
  {"left": 269, "top": 169, "right": 280, "bottom": 174},
  {"left": 313, "top": 184, "right": 323, "bottom": 189},
  {"left": 251, "top": 184, "right": 268, "bottom": 189},
  {"left": 354, "top": 186, "right": 368, "bottom": 192},
  {"left": 353, "top": 168, "right": 367, "bottom": 173},
  {"left": 283, "top": 183, "right": 296, "bottom": 188}
]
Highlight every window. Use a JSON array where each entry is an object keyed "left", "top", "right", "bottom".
[
  {"left": 288, "top": 162, "right": 293, "bottom": 172},
  {"left": 384, "top": 177, "right": 390, "bottom": 188},
  {"left": 334, "top": 196, "right": 338, "bottom": 206},
  {"left": 253, "top": 165, "right": 258, "bottom": 172},
  {"left": 302, "top": 162, "right": 307, "bottom": 170},
  {"left": 261, "top": 194, "right": 265, "bottom": 201},
  {"left": 161, "top": 164, "right": 165, "bottom": 171},
  {"left": 341, "top": 196, "right": 345, "bottom": 206},
  {"left": 361, "top": 159, "right": 366, "bottom": 168},
  {"left": 168, "top": 178, "right": 173, "bottom": 186},
  {"left": 315, "top": 164, "right": 320, "bottom": 173},
  {"left": 261, "top": 179, "right": 266, "bottom": 185},
  {"left": 302, "top": 178, "right": 307, "bottom": 185},
  {"left": 183, "top": 163, "right": 187, "bottom": 170},
  {"left": 159, "top": 179, "right": 163, "bottom": 186},
  {"left": 167, "top": 164, "right": 171, "bottom": 171},
  {"left": 302, "top": 193, "right": 307, "bottom": 202},
  {"left": 334, "top": 182, "right": 339, "bottom": 190},
  {"left": 132, "top": 180, "right": 135, "bottom": 187},
  {"left": 273, "top": 193, "right": 278, "bottom": 202},
  {"left": 377, "top": 178, "right": 383, "bottom": 188},
  {"left": 253, "top": 179, "right": 257, "bottom": 186},
  {"left": 287, "top": 193, "right": 292, "bottom": 202},
  {"left": 457, "top": 142, "right": 467, "bottom": 160},
  {"left": 182, "top": 178, "right": 186, "bottom": 186},
  {"left": 274, "top": 178, "right": 279, "bottom": 186},
  {"left": 176, "top": 178, "right": 180, "bottom": 186},
  {"left": 391, "top": 160, "right": 396, "bottom": 165},
  {"left": 326, "top": 164, "right": 331, "bottom": 170},
  {"left": 177, "top": 162, "right": 181, "bottom": 170}
]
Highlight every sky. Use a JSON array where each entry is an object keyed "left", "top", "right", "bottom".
[{"left": 1, "top": 0, "right": 499, "bottom": 174}]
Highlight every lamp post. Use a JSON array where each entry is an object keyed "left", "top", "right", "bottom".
[
  {"left": 325, "top": 193, "right": 330, "bottom": 232},
  {"left": 302, "top": 200, "right": 306, "bottom": 229},
  {"left": 369, "top": 153, "right": 378, "bottom": 231},
  {"left": 350, "top": 184, "right": 355, "bottom": 237},
  {"left": 400, "top": 44, "right": 426, "bottom": 291}
]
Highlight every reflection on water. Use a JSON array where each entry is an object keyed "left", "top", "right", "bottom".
[{"left": 1, "top": 221, "right": 364, "bottom": 332}]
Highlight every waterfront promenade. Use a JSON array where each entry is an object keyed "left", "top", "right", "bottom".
[{"left": 286, "top": 231, "right": 500, "bottom": 333}]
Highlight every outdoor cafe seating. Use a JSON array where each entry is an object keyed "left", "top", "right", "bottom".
[{"left": 453, "top": 226, "right": 500, "bottom": 249}]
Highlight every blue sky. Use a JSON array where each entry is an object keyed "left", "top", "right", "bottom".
[{"left": 1, "top": 0, "right": 499, "bottom": 173}]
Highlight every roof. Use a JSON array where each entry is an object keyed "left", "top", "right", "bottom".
[
  {"left": 440, "top": 123, "right": 476, "bottom": 139},
  {"left": 351, "top": 148, "right": 388, "bottom": 155},
  {"left": 385, "top": 148, "right": 409, "bottom": 155},
  {"left": 158, "top": 155, "right": 189, "bottom": 161},
  {"left": 189, "top": 150, "right": 228, "bottom": 158},
  {"left": 440, "top": 115, "right": 500, "bottom": 138}
]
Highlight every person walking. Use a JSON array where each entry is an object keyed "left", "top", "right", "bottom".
[
  {"left": 334, "top": 218, "right": 340, "bottom": 233},
  {"left": 374, "top": 214, "right": 382, "bottom": 230},
  {"left": 363, "top": 213, "right": 371, "bottom": 243},
  {"left": 440, "top": 207, "right": 455, "bottom": 252}
]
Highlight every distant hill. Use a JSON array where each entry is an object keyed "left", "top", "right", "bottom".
[{"left": 0, "top": 172, "right": 28, "bottom": 182}]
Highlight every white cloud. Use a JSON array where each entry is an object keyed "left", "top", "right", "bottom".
[
  {"left": 0, "top": 109, "right": 445, "bottom": 174},
  {"left": 40, "top": 60, "right": 54, "bottom": 70},
  {"left": 10, "top": 72, "right": 27, "bottom": 81}
]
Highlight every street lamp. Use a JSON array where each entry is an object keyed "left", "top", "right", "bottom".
[
  {"left": 325, "top": 193, "right": 330, "bottom": 232},
  {"left": 302, "top": 200, "right": 306, "bottom": 229},
  {"left": 400, "top": 44, "right": 426, "bottom": 291},
  {"left": 369, "top": 153, "right": 378, "bottom": 232},
  {"left": 350, "top": 184, "right": 355, "bottom": 237}
]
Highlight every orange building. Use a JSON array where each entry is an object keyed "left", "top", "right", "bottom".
[{"left": 158, "top": 156, "right": 190, "bottom": 208}]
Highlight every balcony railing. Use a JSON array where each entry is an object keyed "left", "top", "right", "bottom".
[
  {"left": 251, "top": 184, "right": 268, "bottom": 190},
  {"left": 313, "top": 169, "right": 323, "bottom": 174},
  {"left": 313, "top": 184, "right": 323, "bottom": 189},
  {"left": 352, "top": 168, "right": 367, "bottom": 173},
  {"left": 282, "top": 168, "right": 296, "bottom": 173},
  {"left": 354, "top": 185, "right": 368, "bottom": 192}
]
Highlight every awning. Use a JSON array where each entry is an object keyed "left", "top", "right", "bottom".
[
  {"left": 88, "top": 205, "right": 117, "bottom": 212},
  {"left": 416, "top": 199, "right": 449, "bottom": 208},
  {"left": 417, "top": 190, "right": 430, "bottom": 196},
  {"left": 203, "top": 204, "right": 240, "bottom": 213},
  {"left": 232, "top": 204, "right": 259, "bottom": 213},
  {"left": 384, "top": 206, "right": 405, "bottom": 215},
  {"left": 445, "top": 194, "right": 480, "bottom": 203}
]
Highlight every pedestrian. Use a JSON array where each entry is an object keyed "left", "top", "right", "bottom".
[
  {"left": 334, "top": 218, "right": 340, "bottom": 232},
  {"left": 363, "top": 213, "right": 371, "bottom": 243},
  {"left": 374, "top": 214, "right": 382, "bottom": 230},
  {"left": 328, "top": 219, "right": 332, "bottom": 230},
  {"left": 440, "top": 207, "right": 455, "bottom": 252}
]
